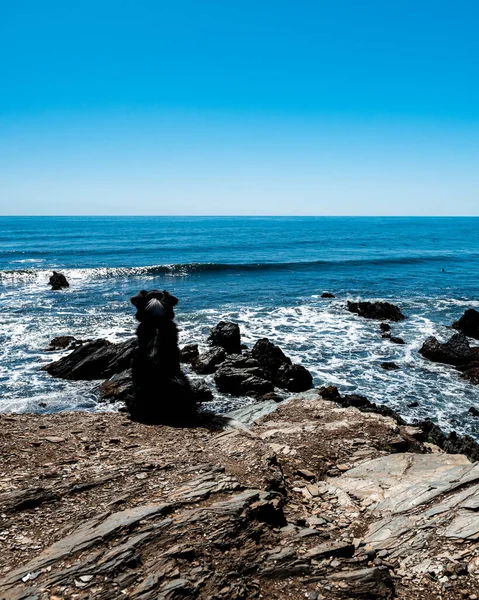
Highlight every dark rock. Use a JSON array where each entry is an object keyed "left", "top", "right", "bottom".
[
  {"left": 407, "top": 401, "right": 419, "bottom": 408},
  {"left": 418, "top": 419, "right": 479, "bottom": 462},
  {"left": 380, "top": 362, "right": 400, "bottom": 371},
  {"left": 190, "top": 379, "right": 214, "bottom": 402},
  {"left": 43, "top": 338, "right": 137, "bottom": 380},
  {"left": 208, "top": 321, "right": 241, "bottom": 354},
  {"left": 251, "top": 338, "right": 313, "bottom": 393},
  {"left": 388, "top": 336, "right": 405, "bottom": 345},
  {"left": 419, "top": 333, "right": 475, "bottom": 366},
  {"left": 275, "top": 363, "right": 313, "bottom": 393},
  {"left": 452, "top": 308, "right": 479, "bottom": 340},
  {"left": 49, "top": 271, "right": 69, "bottom": 290},
  {"left": 321, "top": 292, "right": 335, "bottom": 298},
  {"left": 379, "top": 323, "right": 391, "bottom": 333},
  {"left": 260, "top": 391, "right": 283, "bottom": 402},
  {"left": 347, "top": 300, "right": 406, "bottom": 322},
  {"left": 469, "top": 406, "right": 479, "bottom": 417},
  {"left": 317, "top": 385, "right": 341, "bottom": 401},
  {"left": 335, "top": 392, "right": 407, "bottom": 425},
  {"left": 179, "top": 344, "right": 199, "bottom": 364},
  {"left": 99, "top": 369, "right": 134, "bottom": 403},
  {"left": 192, "top": 347, "right": 226, "bottom": 374},
  {"left": 45, "top": 336, "right": 77, "bottom": 351},
  {"left": 340, "top": 394, "right": 371, "bottom": 408},
  {"left": 214, "top": 366, "right": 273, "bottom": 397},
  {"left": 462, "top": 365, "right": 479, "bottom": 385}
]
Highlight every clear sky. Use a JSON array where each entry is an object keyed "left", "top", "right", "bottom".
[{"left": 1, "top": 0, "right": 478, "bottom": 215}]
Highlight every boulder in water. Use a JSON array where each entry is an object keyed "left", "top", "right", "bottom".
[
  {"left": 419, "top": 333, "right": 476, "bottom": 367},
  {"left": 347, "top": 301, "right": 406, "bottom": 321},
  {"left": 452, "top": 309, "right": 479, "bottom": 340},
  {"left": 208, "top": 321, "right": 242, "bottom": 354},
  {"left": 380, "top": 362, "right": 400, "bottom": 371},
  {"left": 49, "top": 271, "right": 70, "bottom": 290},
  {"left": 43, "top": 338, "right": 137, "bottom": 380},
  {"left": 321, "top": 292, "right": 335, "bottom": 298}
]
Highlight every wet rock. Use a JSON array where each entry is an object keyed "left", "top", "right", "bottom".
[
  {"left": 383, "top": 334, "right": 405, "bottom": 345},
  {"left": 419, "top": 333, "right": 476, "bottom": 366},
  {"left": 379, "top": 323, "right": 391, "bottom": 333},
  {"left": 469, "top": 407, "right": 479, "bottom": 417},
  {"left": 43, "top": 338, "right": 137, "bottom": 380},
  {"left": 251, "top": 338, "right": 313, "bottom": 393},
  {"left": 179, "top": 344, "right": 199, "bottom": 364},
  {"left": 321, "top": 292, "right": 335, "bottom": 298},
  {"left": 407, "top": 401, "right": 419, "bottom": 408},
  {"left": 214, "top": 366, "right": 274, "bottom": 397},
  {"left": 45, "top": 336, "right": 78, "bottom": 351},
  {"left": 99, "top": 369, "right": 134, "bottom": 403},
  {"left": 192, "top": 347, "right": 226, "bottom": 375},
  {"left": 380, "top": 362, "right": 400, "bottom": 371},
  {"left": 462, "top": 365, "right": 479, "bottom": 385},
  {"left": 452, "top": 309, "right": 479, "bottom": 340},
  {"left": 49, "top": 271, "right": 69, "bottom": 290},
  {"left": 347, "top": 300, "right": 406, "bottom": 322},
  {"left": 190, "top": 380, "right": 214, "bottom": 402},
  {"left": 208, "top": 321, "right": 241, "bottom": 354}
]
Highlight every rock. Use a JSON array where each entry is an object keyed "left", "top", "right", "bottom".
[
  {"left": 192, "top": 347, "right": 226, "bottom": 374},
  {"left": 317, "top": 385, "right": 341, "bottom": 401},
  {"left": 208, "top": 321, "right": 241, "bottom": 354},
  {"left": 462, "top": 365, "right": 479, "bottom": 385},
  {"left": 99, "top": 369, "right": 134, "bottom": 403},
  {"left": 275, "top": 363, "right": 313, "bottom": 392},
  {"left": 45, "top": 336, "right": 78, "bottom": 351},
  {"left": 380, "top": 362, "right": 400, "bottom": 371},
  {"left": 452, "top": 309, "right": 479, "bottom": 340},
  {"left": 347, "top": 301, "right": 406, "bottom": 322},
  {"left": 340, "top": 394, "right": 371, "bottom": 409},
  {"left": 251, "top": 338, "right": 313, "bottom": 393},
  {"left": 327, "top": 566, "right": 395, "bottom": 598},
  {"left": 43, "top": 338, "right": 137, "bottom": 380},
  {"left": 214, "top": 366, "right": 274, "bottom": 397},
  {"left": 407, "top": 401, "right": 419, "bottom": 408},
  {"left": 379, "top": 323, "right": 391, "bottom": 333},
  {"left": 383, "top": 334, "right": 405, "bottom": 344},
  {"left": 419, "top": 333, "right": 476, "bottom": 366},
  {"left": 179, "top": 344, "right": 199, "bottom": 364},
  {"left": 190, "top": 379, "right": 214, "bottom": 402},
  {"left": 469, "top": 407, "right": 479, "bottom": 417},
  {"left": 321, "top": 292, "right": 335, "bottom": 298},
  {"left": 305, "top": 541, "right": 355, "bottom": 559},
  {"left": 49, "top": 271, "right": 70, "bottom": 290}
]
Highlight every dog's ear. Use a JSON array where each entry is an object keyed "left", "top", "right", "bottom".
[
  {"left": 162, "top": 290, "right": 179, "bottom": 307},
  {"left": 130, "top": 290, "right": 148, "bottom": 308}
]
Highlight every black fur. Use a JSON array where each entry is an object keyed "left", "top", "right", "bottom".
[{"left": 129, "top": 290, "right": 197, "bottom": 425}]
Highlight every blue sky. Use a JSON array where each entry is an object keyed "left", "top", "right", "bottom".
[{"left": 0, "top": 0, "right": 478, "bottom": 215}]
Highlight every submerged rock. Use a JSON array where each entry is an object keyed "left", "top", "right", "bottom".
[
  {"left": 208, "top": 321, "right": 242, "bottom": 354},
  {"left": 321, "top": 292, "right": 335, "bottom": 298},
  {"left": 49, "top": 271, "right": 69, "bottom": 290},
  {"left": 452, "top": 308, "right": 479, "bottom": 340},
  {"left": 43, "top": 338, "right": 137, "bottom": 380},
  {"left": 347, "top": 300, "right": 406, "bottom": 321},
  {"left": 380, "top": 362, "right": 400, "bottom": 371}
]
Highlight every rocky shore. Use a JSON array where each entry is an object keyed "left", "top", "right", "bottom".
[{"left": 2, "top": 391, "right": 479, "bottom": 599}]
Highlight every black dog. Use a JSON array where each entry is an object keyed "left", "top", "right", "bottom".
[{"left": 129, "top": 289, "right": 197, "bottom": 424}]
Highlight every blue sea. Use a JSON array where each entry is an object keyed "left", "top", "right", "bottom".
[{"left": 1, "top": 216, "right": 478, "bottom": 437}]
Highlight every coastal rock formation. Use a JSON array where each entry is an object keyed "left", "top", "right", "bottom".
[
  {"left": 179, "top": 343, "right": 199, "bottom": 363},
  {"left": 2, "top": 392, "right": 479, "bottom": 599},
  {"left": 419, "top": 333, "right": 477, "bottom": 366},
  {"left": 252, "top": 338, "right": 313, "bottom": 392},
  {"left": 321, "top": 291, "right": 335, "bottom": 298},
  {"left": 192, "top": 346, "right": 227, "bottom": 374},
  {"left": 98, "top": 369, "right": 134, "bottom": 403},
  {"left": 347, "top": 300, "right": 406, "bottom": 321},
  {"left": 49, "top": 271, "right": 70, "bottom": 290},
  {"left": 45, "top": 335, "right": 79, "bottom": 351},
  {"left": 208, "top": 321, "right": 242, "bottom": 354},
  {"left": 43, "top": 338, "right": 137, "bottom": 380},
  {"left": 452, "top": 308, "right": 479, "bottom": 340}
]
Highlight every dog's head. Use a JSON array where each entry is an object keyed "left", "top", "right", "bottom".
[{"left": 130, "top": 289, "right": 179, "bottom": 321}]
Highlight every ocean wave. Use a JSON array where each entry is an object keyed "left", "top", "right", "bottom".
[{"left": 0, "top": 254, "right": 466, "bottom": 282}]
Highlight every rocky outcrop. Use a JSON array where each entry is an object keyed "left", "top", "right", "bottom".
[
  {"left": 45, "top": 335, "right": 79, "bottom": 351},
  {"left": 452, "top": 308, "right": 479, "bottom": 340},
  {"left": 321, "top": 292, "right": 335, "bottom": 298},
  {"left": 179, "top": 343, "right": 199, "bottom": 364},
  {"left": 98, "top": 369, "right": 134, "bottom": 403},
  {"left": 192, "top": 346, "right": 227, "bottom": 374},
  {"left": 43, "top": 338, "right": 137, "bottom": 380},
  {"left": 214, "top": 365, "right": 274, "bottom": 398},
  {"left": 208, "top": 321, "right": 242, "bottom": 354},
  {"left": 252, "top": 338, "right": 313, "bottom": 393},
  {"left": 3, "top": 393, "right": 479, "bottom": 599},
  {"left": 347, "top": 300, "right": 406, "bottom": 321},
  {"left": 419, "top": 333, "right": 478, "bottom": 366},
  {"left": 49, "top": 271, "right": 69, "bottom": 290}
]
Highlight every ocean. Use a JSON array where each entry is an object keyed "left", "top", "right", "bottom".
[{"left": 1, "top": 216, "right": 478, "bottom": 437}]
